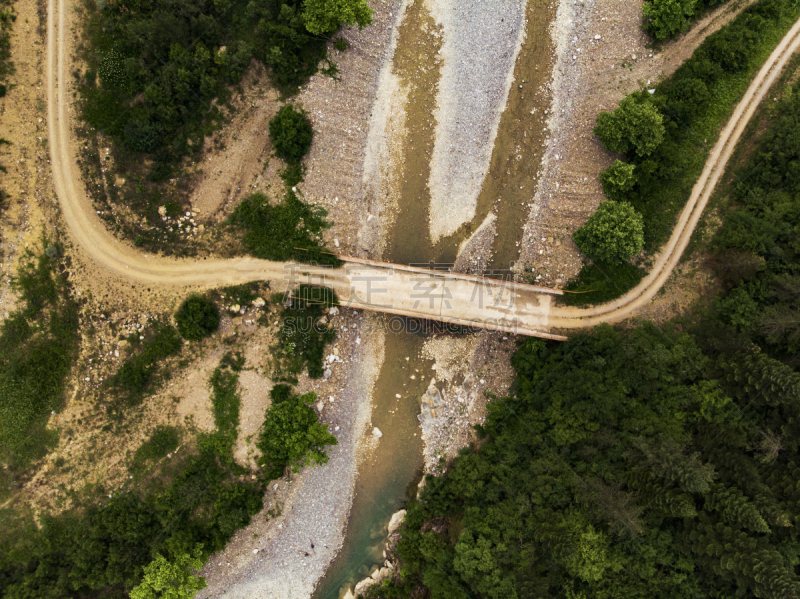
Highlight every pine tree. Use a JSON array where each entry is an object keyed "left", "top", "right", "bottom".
[
  {"left": 705, "top": 483, "right": 770, "bottom": 533},
  {"left": 686, "top": 515, "right": 800, "bottom": 598},
  {"left": 718, "top": 351, "right": 800, "bottom": 407},
  {"left": 627, "top": 470, "right": 698, "bottom": 518},
  {"left": 633, "top": 436, "right": 716, "bottom": 493}
]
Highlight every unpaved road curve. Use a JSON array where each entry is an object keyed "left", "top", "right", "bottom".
[{"left": 46, "top": 0, "right": 800, "bottom": 336}]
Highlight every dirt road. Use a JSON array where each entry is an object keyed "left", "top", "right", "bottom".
[{"left": 46, "top": 0, "right": 800, "bottom": 337}]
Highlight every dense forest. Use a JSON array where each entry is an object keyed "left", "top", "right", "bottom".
[
  {"left": 81, "top": 0, "right": 370, "bottom": 177},
  {"left": 368, "top": 63, "right": 800, "bottom": 599}
]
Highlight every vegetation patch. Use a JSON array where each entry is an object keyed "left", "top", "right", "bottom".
[
  {"left": 0, "top": 248, "right": 79, "bottom": 484},
  {"left": 566, "top": 0, "right": 800, "bottom": 306},
  {"left": 561, "top": 261, "right": 646, "bottom": 306},
  {"left": 0, "top": 354, "right": 262, "bottom": 598},
  {"left": 275, "top": 285, "right": 338, "bottom": 380},
  {"left": 269, "top": 104, "right": 313, "bottom": 166},
  {"left": 229, "top": 190, "right": 341, "bottom": 266},
  {"left": 131, "top": 425, "right": 181, "bottom": 473},
  {"left": 109, "top": 322, "right": 182, "bottom": 407},
  {"left": 175, "top": 294, "right": 220, "bottom": 341},
  {"left": 256, "top": 386, "right": 337, "bottom": 480}
]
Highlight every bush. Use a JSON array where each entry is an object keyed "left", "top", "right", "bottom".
[
  {"left": 132, "top": 426, "right": 181, "bottom": 471},
  {"left": 276, "top": 285, "right": 337, "bottom": 379},
  {"left": 269, "top": 104, "right": 313, "bottom": 166},
  {"left": 111, "top": 324, "right": 182, "bottom": 403},
  {"left": 229, "top": 190, "right": 340, "bottom": 266},
  {"left": 175, "top": 295, "right": 220, "bottom": 341},
  {"left": 594, "top": 96, "right": 665, "bottom": 157},
  {"left": 599, "top": 160, "right": 637, "bottom": 201},
  {"left": 573, "top": 201, "right": 645, "bottom": 263},
  {"left": 256, "top": 387, "right": 337, "bottom": 478},
  {"left": 643, "top": 0, "right": 698, "bottom": 40},
  {"left": 303, "top": 0, "right": 373, "bottom": 35}
]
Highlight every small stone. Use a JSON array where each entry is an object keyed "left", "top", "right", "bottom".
[
  {"left": 252, "top": 549, "right": 259, "bottom": 555},
  {"left": 356, "top": 336, "right": 361, "bottom": 344},
  {"left": 316, "top": 401, "right": 324, "bottom": 412},
  {"left": 334, "top": 238, "right": 340, "bottom": 248},
  {"left": 372, "top": 427, "right": 383, "bottom": 438},
  {"left": 323, "top": 368, "right": 332, "bottom": 380},
  {"left": 229, "top": 304, "right": 241, "bottom": 313},
  {"left": 329, "top": 396, "right": 335, "bottom": 402},
  {"left": 252, "top": 297, "right": 266, "bottom": 308},
  {"left": 395, "top": 394, "right": 401, "bottom": 398},
  {"left": 158, "top": 205, "right": 167, "bottom": 216},
  {"left": 594, "top": 34, "right": 601, "bottom": 40}
]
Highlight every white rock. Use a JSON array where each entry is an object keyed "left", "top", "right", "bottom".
[
  {"left": 316, "top": 401, "right": 324, "bottom": 412},
  {"left": 594, "top": 34, "right": 601, "bottom": 39},
  {"left": 329, "top": 396, "right": 335, "bottom": 402},
  {"left": 334, "top": 238, "right": 340, "bottom": 248},
  {"left": 252, "top": 549, "right": 259, "bottom": 555},
  {"left": 388, "top": 509, "right": 406, "bottom": 535},
  {"left": 329, "top": 307, "right": 339, "bottom": 316},
  {"left": 372, "top": 427, "right": 383, "bottom": 438},
  {"left": 648, "top": 89, "right": 656, "bottom": 94},
  {"left": 356, "top": 336, "right": 361, "bottom": 344},
  {"left": 252, "top": 297, "right": 266, "bottom": 308},
  {"left": 229, "top": 304, "right": 241, "bottom": 313},
  {"left": 158, "top": 205, "right": 167, "bottom": 216},
  {"left": 323, "top": 369, "right": 332, "bottom": 380}
]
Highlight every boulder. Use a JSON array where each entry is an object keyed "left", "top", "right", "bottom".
[
  {"left": 354, "top": 578, "right": 376, "bottom": 595},
  {"left": 388, "top": 509, "right": 406, "bottom": 535}
]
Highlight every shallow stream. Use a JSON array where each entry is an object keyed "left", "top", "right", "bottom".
[{"left": 313, "top": 0, "right": 555, "bottom": 596}]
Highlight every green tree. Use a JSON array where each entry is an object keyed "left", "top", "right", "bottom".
[
  {"left": 256, "top": 389, "right": 337, "bottom": 478},
  {"left": 129, "top": 547, "right": 207, "bottom": 599},
  {"left": 269, "top": 104, "right": 314, "bottom": 165},
  {"left": 573, "top": 201, "right": 645, "bottom": 263},
  {"left": 705, "top": 484, "right": 770, "bottom": 533},
  {"left": 599, "top": 160, "right": 636, "bottom": 201},
  {"left": 303, "top": 0, "right": 374, "bottom": 36},
  {"left": 643, "top": 0, "right": 698, "bottom": 40},
  {"left": 594, "top": 96, "right": 665, "bottom": 157},
  {"left": 174, "top": 294, "right": 220, "bottom": 341}
]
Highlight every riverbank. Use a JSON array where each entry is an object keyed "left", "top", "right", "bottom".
[{"left": 516, "top": 0, "right": 756, "bottom": 287}]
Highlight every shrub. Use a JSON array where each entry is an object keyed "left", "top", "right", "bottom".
[
  {"left": 256, "top": 387, "right": 337, "bottom": 478},
  {"left": 132, "top": 425, "right": 181, "bottom": 471},
  {"left": 269, "top": 104, "right": 313, "bottom": 166},
  {"left": 175, "top": 295, "right": 220, "bottom": 341},
  {"left": 276, "top": 285, "right": 337, "bottom": 379},
  {"left": 594, "top": 96, "right": 665, "bottom": 157},
  {"left": 229, "top": 190, "right": 340, "bottom": 266},
  {"left": 643, "top": 0, "right": 698, "bottom": 40},
  {"left": 573, "top": 201, "right": 645, "bottom": 263},
  {"left": 111, "top": 324, "right": 182, "bottom": 402},
  {"left": 303, "top": 0, "right": 374, "bottom": 35},
  {"left": 600, "top": 160, "right": 637, "bottom": 201}
]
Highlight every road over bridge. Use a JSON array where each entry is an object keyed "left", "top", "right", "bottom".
[{"left": 46, "top": 0, "right": 800, "bottom": 339}]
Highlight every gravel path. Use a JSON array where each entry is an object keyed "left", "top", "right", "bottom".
[{"left": 427, "top": 0, "right": 526, "bottom": 242}]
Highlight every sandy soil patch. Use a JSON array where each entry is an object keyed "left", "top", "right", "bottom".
[{"left": 0, "top": 0, "right": 51, "bottom": 316}]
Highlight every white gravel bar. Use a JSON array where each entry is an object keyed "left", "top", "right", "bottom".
[{"left": 427, "top": 0, "right": 527, "bottom": 242}]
